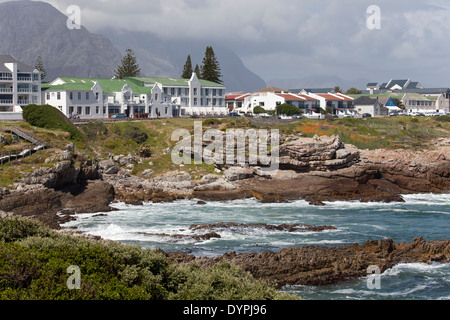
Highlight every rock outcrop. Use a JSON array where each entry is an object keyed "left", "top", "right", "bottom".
[
  {"left": 166, "top": 237, "right": 450, "bottom": 288},
  {"left": 278, "top": 135, "right": 360, "bottom": 172}
]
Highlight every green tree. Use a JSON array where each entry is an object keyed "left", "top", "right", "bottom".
[
  {"left": 114, "top": 49, "right": 141, "bottom": 79},
  {"left": 276, "top": 103, "right": 299, "bottom": 116},
  {"left": 194, "top": 64, "right": 201, "bottom": 78},
  {"left": 253, "top": 106, "right": 266, "bottom": 114},
  {"left": 200, "top": 46, "right": 223, "bottom": 84},
  {"left": 181, "top": 55, "right": 193, "bottom": 79},
  {"left": 345, "top": 87, "right": 362, "bottom": 95},
  {"left": 333, "top": 86, "right": 343, "bottom": 93},
  {"left": 391, "top": 97, "right": 405, "bottom": 109},
  {"left": 34, "top": 56, "right": 47, "bottom": 82}
]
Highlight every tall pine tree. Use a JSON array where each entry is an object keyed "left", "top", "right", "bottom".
[
  {"left": 200, "top": 46, "right": 222, "bottom": 84},
  {"left": 194, "top": 64, "right": 201, "bottom": 78},
  {"left": 181, "top": 55, "right": 193, "bottom": 79},
  {"left": 34, "top": 56, "right": 47, "bottom": 82},
  {"left": 114, "top": 49, "right": 141, "bottom": 79}
]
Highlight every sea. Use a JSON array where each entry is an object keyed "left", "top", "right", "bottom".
[{"left": 61, "top": 193, "right": 450, "bottom": 300}]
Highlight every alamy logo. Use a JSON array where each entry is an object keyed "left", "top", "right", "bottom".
[
  {"left": 171, "top": 121, "right": 280, "bottom": 171},
  {"left": 66, "top": 5, "right": 81, "bottom": 30},
  {"left": 366, "top": 5, "right": 381, "bottom": 30},
  {"left": 66, "top": 265, "right": 81, "bottom": 290},
  {"left": 367, "top": 265, "right": 381, "bottom": 290}
]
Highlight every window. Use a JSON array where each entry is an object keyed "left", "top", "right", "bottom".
[
  {"left": 218, "top": 89, "right": 223, "bottom": 96},
  {"left": 46, "top": 92, "right": 50, "bottom": 100},
  {"left": 78, "top": 92, "right": 81, "bottom": 100},
  {"left": 194, "top": 88, "right": 198, "bottom": 95},
  {"left": 205, "top": 89, "right": 210, "bottom": 95},
  {"left": 77, "top": 106, "right": 82, "bottom": 114},
  {"left": 165, "top": 107, "right": 168, "bottom": 114},
  {"left": 213, "top": 89, "right": 217, "bottom": 96},
  {"left": 85, "top": 106, "right": 90, "bottom": 115},
  {"left": 103, "top": 106, "right": 106, "bottom": 114},
  {"left": 86, "top": 92, "right": 89, "bottom": 100},
  {"left": 194, "top": 98, "right": 198, "bottom": 105},
  {"left": 213, "top": 98, "right": 217, "bottom": 106},
  {"left": 96, "top": 92, "right": 99, "bottom": 100},
  {"left": 69, "top": 106, "right": 74, "bottom": 114},
  {"left": 163, "top": 88, "right": 168, "bottom": 94},
  {"left": 177, "top": 88, "right": 181, "bottom": 96},
  {"left": 155, "top": 93, "right": 158, "bottom": 101},
  {"left": 185, "top": 88, "right": 189, "bottom": 95},
  {"left": 70, "top": 92, "right": 73, "bottom": 100},
  {"left": 96, "top": 106, "right": 99, "bottom": 114},
  {"left": 57, "top": 92, "right": 61, "bottom": 100},
  {"left": 171, "top": 88, "right": 175, "bottom": 95}
]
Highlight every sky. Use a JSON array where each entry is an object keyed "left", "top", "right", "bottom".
[{"left": 4, "top": 0, "right": 450, "bottom": 87}]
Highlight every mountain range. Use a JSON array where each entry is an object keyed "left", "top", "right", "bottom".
[{"left": 0, "top": 0, "right": 266, "bottom": 92}]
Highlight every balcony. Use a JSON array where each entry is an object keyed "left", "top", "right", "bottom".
[
  {"left": 0, "top": 88, "right": 13, "bottom": 93},
  {"left": 18, "top": 100, "right": 31, "bottom": 105},
  {"left": 18, "top": 88, "right": 32, "bottom": 93},
  {"left": 0, "top": 99, "right": 13, "bottom": 105},
  {"left": 17, "top": 77, "right": 32, "bottom": 82}
]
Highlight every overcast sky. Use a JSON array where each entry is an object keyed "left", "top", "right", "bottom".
[{"left": 4, "top": 0, "right": 450, "bottom": 87}]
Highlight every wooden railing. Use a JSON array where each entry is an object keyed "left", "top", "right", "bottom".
[{"left": 0, "top": 125, "right": 49, "bottom": 165}]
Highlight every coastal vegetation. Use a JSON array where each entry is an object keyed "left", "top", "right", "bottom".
[
  {"left": 0, "top": 216, "right": 296, "bottom": 300},
  {"left": 0, "top": 114, "right": 448, "bottom": 188}
]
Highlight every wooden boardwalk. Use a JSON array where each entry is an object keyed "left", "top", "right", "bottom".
[{"left": 0, "top": 126, "right": 48, "bottom": 165}]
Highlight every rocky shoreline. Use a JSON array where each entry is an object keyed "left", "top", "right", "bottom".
[
  {"left": 0, "top": 135, "right": 449, "bottom": 287},
  {"left": 0, "top": 135, "right": 449, "bottom": 227},
  {"left": 163, "top": 237, "right": 450, "bottom": 288}
]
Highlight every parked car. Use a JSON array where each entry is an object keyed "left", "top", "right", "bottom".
[
  {"left": 362, "top": 113, "right": 372, "bottom": 118},
  {"left": 111, "top": 113, "right": 127, "bottom": 119},
  {"left": 278, "top": 115, "right": 293, "bottom": 120},
  {"left": 291, "top": 114, "right": 303, "bottom": 119},
  {"left": 229, "top": 112, "right": 241, "bottom": 117}
]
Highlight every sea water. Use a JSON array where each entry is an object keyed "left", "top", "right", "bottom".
[{"left": 62, "top": 193, "right": 450, "bottom": 300}]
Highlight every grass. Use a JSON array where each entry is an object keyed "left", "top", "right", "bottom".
[
  {"left": 0, "top": 217, "right": 298, "bottom": 300},
  {"left": 273, "top": 116, "right": 448, "bottom": 150}
]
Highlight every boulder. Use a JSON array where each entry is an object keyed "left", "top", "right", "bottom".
[
  {"left": 99, "top": 160, "right": 119, "bottom": 175},
  {"left": 224, "top": 166, "right": 254, "bottom": 181}
]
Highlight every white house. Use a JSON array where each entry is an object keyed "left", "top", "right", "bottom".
[
  {"left": 302, "top": 91, "right": 356, "bottom": 118},
  {"left": 353, "top": 96, "right": 389, "bottom": 117},
  {"left": 43, "top": 73, "right": 227, "bottom": 119},
  {"left": 402, "top": 93, "right": 445, "bottom": 114},
  {"left": 0, "top": 54, "right": 41, "bottom": 119}
]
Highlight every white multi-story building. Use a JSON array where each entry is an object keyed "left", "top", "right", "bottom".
[
  {"left": 43, "top": 73, "right": 227, "bottom": 119},
  {"left": 0, "top": 55, "right": 41, "bottom": 118}
]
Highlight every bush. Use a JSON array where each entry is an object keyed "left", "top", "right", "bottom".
[
  {"left": 203, "top": 118, "right": 222, "bottom": 126},
  {"left": 435, "top": 115, "right": 450, "bottom": 122},
  {"left": 276, "top": 104, "right": 300, "bottom": 116},
  {"left": 253, "top": 106, "right": 266, "bottom": 114},
  {"left": 0, "top": 217, "right": 297, "bottom": 300},
  {"left": 22, "top": 104, "right": 83, "bottom": 141}
]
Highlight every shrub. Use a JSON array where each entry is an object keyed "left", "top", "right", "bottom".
[
  {"left": 22, "top": 104, "right": 83, "bottom": 141},
  {"left": 253, "top": 106, "right": 266, "bottom": 114},
  {"left": 123, "top": 125, "right": 148, "bottom": 144},
  {"left": 276, "top": 104, "right": 300, "bottom": 116},
  {"left": 0, "top": 217, "right": 297, "bottom": 300},
  {"left": 203, "top": 118, "right": 222, "bottom": 126},
  {"left": 435, "top": 115, "right": 450, "bottom": 122}
]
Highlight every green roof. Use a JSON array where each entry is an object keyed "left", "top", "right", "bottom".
[
  {"left": 44, "top": 76, "right": 224, "bottom": 95},
  {"left": 44, "top": 77, "right": 149, "bottom": 94}
]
